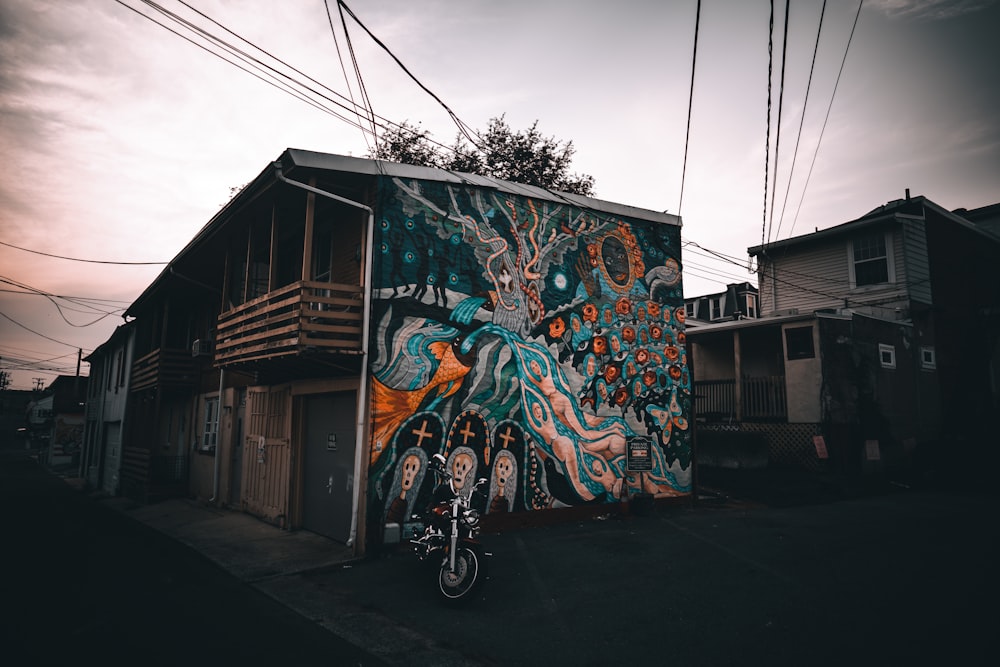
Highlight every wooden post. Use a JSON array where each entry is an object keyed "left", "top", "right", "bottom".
[
  {"left": 269, "top": 202, "right": 279, "bottom": 292},
  {"left": 733, "top": 330, "right": 743, "bottom": 422},
  {"left": 301, "top": 178, "right": 316, "bottom": 282}
]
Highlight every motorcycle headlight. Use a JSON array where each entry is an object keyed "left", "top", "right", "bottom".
[{"left": 463, "top": 508, "right": 480, "bottom": 527}]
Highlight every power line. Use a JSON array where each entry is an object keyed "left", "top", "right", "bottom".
[
  {"left": 772, "top": 0, "right": 827, "bottom": 243},
  {"left": 785, "top": 0, "right": 864, "bottom": 239},
  {"left": 0, "top": 311, "right": 88, "bottom": 349},
  {"left": 336, "top": 0, "right": 482, "bottom": 150},
  {"left": 0, "top": 240, "right": 167, "bottom": 265},
  {"left": 766, "top": 0, "right": 790, "bottom": 246},
  {"left": 761, "top": 0, "right": 775, "bottom": 249},
  {"left": 677, "top": 0, "right": 701, "bottom": 218}
]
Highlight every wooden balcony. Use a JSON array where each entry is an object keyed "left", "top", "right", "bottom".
[
  {"left": 215, "top": 280, "right": 364, "bottom": 367},
  {"left": 694, "top": 375, "right": 787, "bottom": 423},
  {"left": 130, "top": 348, "right": 198, "bottom": 393}
]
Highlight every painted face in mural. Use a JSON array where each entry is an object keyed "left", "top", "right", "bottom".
[
  {"left": 496, "top": 455, "right": 512, "bottom": 490},
  {"left": 601, "top": 236, "right": 630, "bottom": 285},
  {"left": 451, "top": 452, "right": 474, "bottom": 490},
  {"left": 400, "top": 453, "right": 420, "bottom": 492}
]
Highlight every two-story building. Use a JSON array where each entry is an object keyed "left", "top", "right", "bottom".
[
  {"left": 112, "top": 149, "right": 693, "bottom": 557},
  {"left": 80, "top": 322, "right": 136, "bottom": 495},
  {"left": 687, "top": 193, "right": 1000, "bottom": 479}
]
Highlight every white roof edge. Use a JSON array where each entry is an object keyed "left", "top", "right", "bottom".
[{"left": 283, "top": 148, "right": 681, "bottom": 226}]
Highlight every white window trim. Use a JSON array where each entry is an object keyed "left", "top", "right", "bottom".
[
  {"left": 201, "top": 396, "right": 219, "bottom": 452},
  {"left": 920, "top": 346, "right": 936, "bottom": 370},
  {"left": 745, "top": 293, "right": 757, "bottom": 318},
  {"left": 847, "top": 231, "right": 895, "bottom": 289},
  {"left": 878, "top": 343, "right": 896, "bottom": 369},
  {"left": 710, "top": 296, "right": 722, "bottom": 320}
]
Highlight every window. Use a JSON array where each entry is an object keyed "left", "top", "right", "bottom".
[
  {"left": 920, "top": 346, "right": 936, "bottom": 370},
  {"left": 202, "top": 396, "right": 219, "bottom": 452},
  {"left": 710, "top": 297, "right": 722, "bottom": 320},
  {"left": 685, "top": 302, "right": 696, "bottom": 318},
  {"left": 744, "top": 293, "right": 757, "bottom": 319},
  {"left": 850, "top": 233, "right": 893, "bottom": 287},
  {"left": 879, "top": 344, "right": 896, "bottom": 369},
  {"left": 785, "top": 326, "right": 815, "bottom": 360}
]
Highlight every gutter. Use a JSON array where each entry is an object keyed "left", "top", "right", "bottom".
[{"left": 273, "top": 161, "right": 375, "bottom": 552}]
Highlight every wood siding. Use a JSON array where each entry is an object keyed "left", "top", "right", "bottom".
[
  {"left": 760, "top": 228, "right": 910, "bottom": 317},
  {"left": 900, "top": 219, "right": 932, "bottom": 304}
]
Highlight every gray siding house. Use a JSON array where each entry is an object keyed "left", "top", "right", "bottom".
[{"left": 688, "top": 193, "right": 1000, "bottom": 479}]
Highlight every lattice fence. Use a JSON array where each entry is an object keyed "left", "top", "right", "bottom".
[{"left": 699, "top": 422, "right": 824, "bottom": 471}]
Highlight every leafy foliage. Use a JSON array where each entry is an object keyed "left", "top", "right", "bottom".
[{"left": 369, "top": 116, "right": 595, "bottom": 196}]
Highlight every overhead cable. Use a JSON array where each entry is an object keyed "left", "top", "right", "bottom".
[
  {"left": 677, "top": 0, "right": 701, "bottom": 218},
  {"left": 772, "top": 0, "right": 827, "bottom": 242},
  {"left": 786, "top": 0, "right": 864, "bottom": 239}
]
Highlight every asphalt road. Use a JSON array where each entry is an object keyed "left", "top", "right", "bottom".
[
  {"left": 0, "top": 449, "right": 387, "bottom": 667},
  {"left": 4, "top": 444, "right": 997, "bottom": 667}
]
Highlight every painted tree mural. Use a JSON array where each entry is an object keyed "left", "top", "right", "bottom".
[{"left": 367, "top": 177, "right": 689, "bottom": 537}]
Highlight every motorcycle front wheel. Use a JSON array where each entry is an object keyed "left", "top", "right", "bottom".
[{"left": 437, "top": 544, "right": 485, "bottom": 604}]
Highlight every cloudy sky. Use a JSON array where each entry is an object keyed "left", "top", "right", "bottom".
[{"left": 1, "top": 0, "right": 998, "bottom": 390}]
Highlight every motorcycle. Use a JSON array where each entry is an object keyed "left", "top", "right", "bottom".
[{"left": 410, "top": 453, "right": 488, "bottom": 604}]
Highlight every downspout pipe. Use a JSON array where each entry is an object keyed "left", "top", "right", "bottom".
[
  {"left": 273, "top": 162, "right": 375, "bottom": 551},
  {"left": 209, "top": 367, "right": 225, "bottom": 503}
]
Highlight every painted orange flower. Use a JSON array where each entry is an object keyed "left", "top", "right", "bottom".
[
  {"left": 677, "top": 331, "right": 687, "bottom": 345},
  {"left": 604, "top": 365, "right": 620, "bottom": 383},
  {"left": 675, "top": 307, "right": 686, "bottom": 324},
  {"left": 669, "top": 364, "right": 682, "bottom": 381},
  {"left": 622, "top": 326, "right": 636, "bottom": 343},
  {"left": 643, "top": 370, "right": 658, "bottom": 387},
  {"left": 635, "top": 348, "right": 650, "bottom": 364},
  {"left": 650, "top": 325, "right": 663, "bottom": 341},
  {"left": 582, "top": 303, "right": 598, "bottom": 323},
  {"left": 665, "top": 345, "right": 680, "bottom": 361},
  {"left": 613, "top": 387, "right": 630, "bottom": 406},
  {"left": 592, "top": 336, "right": 608, "bottom": 355},
  {"left": 548, "top": 317, "right": 566, "bottom": 339},
  {"left": 615, "top": 297, "right": 632, "bottom": 317},
  {"left": 646, "top": 302, "right": 661, "bottom": 318}
]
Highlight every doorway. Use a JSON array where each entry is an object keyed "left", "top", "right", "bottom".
[{"left": 301, "top": 391, "right": 358, "bottom": 543}]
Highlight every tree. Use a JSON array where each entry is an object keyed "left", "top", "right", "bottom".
[{"left": 369, "top": 116, "right": 595, "bottom": 196}]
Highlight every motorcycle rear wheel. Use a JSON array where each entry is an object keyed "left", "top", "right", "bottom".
[{"left": 437, "top": 544, "right": 485, "bottom": 604}]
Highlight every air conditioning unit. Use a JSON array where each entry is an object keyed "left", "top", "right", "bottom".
[{"left": 191, "top": 339, "right": 214, "bottom": 357}]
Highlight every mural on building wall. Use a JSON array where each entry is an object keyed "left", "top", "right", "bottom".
[{"left": 368, "top": 177, "right": 691, "bottom": 534}]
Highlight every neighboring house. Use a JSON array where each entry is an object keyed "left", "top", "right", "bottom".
[
  {"left": 112, "top": 149, "right": 692, "bottom": 557},
  {"left": 684, "top": 282, "right": 759, "bottom": 324},
  {"left": 32, "top": 375, "right": 88, "bottom": 469},
  {"left": 80, "top": 322, "right": 136, "bottom": 495},
  {"left": 687, "top": 193, "right": 1000, "bottom": 476}
]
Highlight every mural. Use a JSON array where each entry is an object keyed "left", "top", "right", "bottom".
[{"left": 368, "top": 178, "right": 691, "bottom": 536}]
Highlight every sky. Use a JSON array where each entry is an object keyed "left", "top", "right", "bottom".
[{"left": 1, "top": 0, "right": 998, "bottom": 391}]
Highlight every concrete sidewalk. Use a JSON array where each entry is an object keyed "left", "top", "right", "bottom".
[{"left": 66, "top": 477, "right": 357, "bottom": 583}]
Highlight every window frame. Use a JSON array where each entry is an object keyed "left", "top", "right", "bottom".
[
  {"left": 848, "top": 231, "right": 895, "bottom": 289},
  {"left": 920, "top": 345, "right": 936, "bottom": 370},
  {"left": 201, "top": 396, "right": 219, "bottom": 453},
  {"left": 878, "top": 343, "right": 896, "bottom": 369},
  {"left": 785, "top": 325, "right": 816, "bottom": 360},
  {"left": 710, "top": 296, "right": 722, "bottom": 321}
]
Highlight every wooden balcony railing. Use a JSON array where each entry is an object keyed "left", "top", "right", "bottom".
[
  {"left": 215, "top": 280, "right": 364, "bottom": 366},
  {"left": 130, "top": 348, "right": 197, "bottom": 393},
  {"left": 694, "top": 375, "right": 787, "bottom": 422}
]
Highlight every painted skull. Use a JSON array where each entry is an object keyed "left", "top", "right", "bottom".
[
  {"left": 451, "top": 452, "right": 474, "bottom": 490},
  {"left": 400, "top": 453, "right": 421, "bottom": 492},
  {"left": 495, "top": 455, "right": 513, "bottom": 488}
]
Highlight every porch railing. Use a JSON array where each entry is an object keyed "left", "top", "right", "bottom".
[
  {"left": 693, "top": 376, "right": 787, "bottom": 422},
  {"left": 215, "top": 280, "right": 364, "bottom": 366},
  {"left": 130, "top": 348, "right": 197, "bottom": 392}
]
